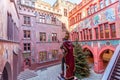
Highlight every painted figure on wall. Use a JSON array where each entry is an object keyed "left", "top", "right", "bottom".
[
  {"left": 105, "top": 8, "right": 115, "bottom": 21},
  {"left": 93, "top": 15, "right": 100, "bottom": 25}
]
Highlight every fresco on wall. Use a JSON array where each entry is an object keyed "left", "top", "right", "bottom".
[
  {"left": 78, "top": 8, "right": 116, "bottom": 30},
  {"left": 84, "top": 18, "right": 92, "bottom": 28},
  {"left": 93, "top": 8, "right": 115, "bottom": 26},
  {"left": 99, "top": 12, "right": 106, "bottom": 23},
  {"left": 105, "top": 8, "right": 115, "bottom": 21},
  {"left": 93, "top": 15, "right": 100, "bottom": 25},
  {"left": 79, "top": 18, "right": 92, "bottom": 29}
]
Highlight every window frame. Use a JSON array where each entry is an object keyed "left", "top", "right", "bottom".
[
  {"left": 110, "top": 23, "right": 116, "bottom": 38},
  {"left": 95, "top": 27, "right": 99, "bottom": 39},
  {"left": 40, "top": 32, "right": 46, "bottom": 42},
  {"left": 24, "top": 16, "right": 31, "bottom": 25},
  {"left": 23, "top": 43, "right": 31, "bottom": 51},
  {"left": 52, "top": 33, "right": 57, "bottom": 42},
  {"left": 23, "top": 30, "right": 31, "bottom": 39}
]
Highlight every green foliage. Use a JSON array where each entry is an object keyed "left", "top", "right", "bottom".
[{"left": 74, "top": 40, "right": 90, "bottom": 78}]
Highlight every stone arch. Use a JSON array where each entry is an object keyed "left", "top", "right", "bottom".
[
  {"left": 2, "top": 62, "right": 12, "bottom": 80},
  {"left": 83, "top": 45, "right": 94, "bottom": 69},
  {"left": 82, "top": 45, "right": 94, "bottom": 56},
  {"left": 98, "top": 46, "right": 115, "bottom": 72},
  {"left": 98, "top": 46, "right": 115, "bottom": 58}
]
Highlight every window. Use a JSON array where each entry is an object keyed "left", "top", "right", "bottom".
[
  {"left": 95, "top": 28, "right": 99, "bottom": 39},
  {"left": 110, "top": 23, "right": 116, "bottom": 38},
  {"left": 80, "top": 31, "right": 83, "bottom": 40},
  {"left": 31, "top": 2, "right": 35, "bottom": 7},
  {"left": 110, "top": 0, "right": 116, "bottom": 3},
  {"left": 52, "top": 50, "right": 58, "bottom": 59},
  {"left": 105, "top": 0, "right": 109, "bottom": 6},
  {"left": 7, "top": 13, "right": 14, "bottom": 40},
  {"left": 62, "top": 23, "right": 66, "bottom": 31},
  {"left": 100, "top": 25, "right": 104, "bottom": 38},
  {"left": 87, "top": 8, "right": 91, "bottom": 16},
  {"left": 91, "top": 5, "right": 94, "bottom": 14},
  {"left": 51, "top": 17, "right": 56, "bottom": 24},
  {"left": 40, "top": 32, "right": 46, "bottom": 41},
  {"left": 76, "top": 15, "right": 78, "bottom": 22},
  {"left": 89, "top": 29, "right": 92, "bottom": 40},
  {"left": 104, "top": 23, "right": 109, "bottom": 38},
  {"left": 85, "top": 29, "right": 89, "bottom": 40},
  {"left": 78, "top": 13, "right": 81, "bottom": 21},
  {"left": 39, "top": 15, "right": 45, "bottom": 23},
  {"left": 52, "top": 33, "right": 57, "bottom": 41},
  {"left": 24, "top": 30, "right": 30, "bottom": 39},
  {"left": 83, "top": 30, "right": 86, "bottom": 40},
  {"left": 25, "top": 1, "right": 29, "bottom": 5},
  {"left": 76, "top": 32, "right": 79, "bottom": 40},
  {"left": 24, "top": 16, "right": 30, "bottom": 25},
  {"left": 24, "top": 43, "right": 31, "bottom": 51},
  {"left": 100, "top": 0, "right": 104, "bottom": 9},
  {"left": 39, "top": 51, "right": 47, "bottom": 62},
  {"left": 64, "top": 9, "right": 67, "bottom": 16},
  {"left": 94, "top": 4, "right": 97, "bottom": 12}
]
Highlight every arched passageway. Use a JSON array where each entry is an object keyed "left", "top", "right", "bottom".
[
  {"left": 100, "top": 49, "right": 114, "bottom": 70},
  {"left": 1, "top": 62, "right": 12, "bottom": 80},
  {"left": 2, "top": 67, "right": 8, "bottom": 80},
  {"left": 84, "top": 48, "right": 94, "bottom": 69}
]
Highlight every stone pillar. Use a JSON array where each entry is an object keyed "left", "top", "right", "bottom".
[
  {"left": 98, "top": 59, "right": 104, "bottom": 73},
  {"left": 93, "top": 47, "right": 99, "bottom": 73},
  {"left": 93, "top": 47, "right": 104, "bottom": 73}
]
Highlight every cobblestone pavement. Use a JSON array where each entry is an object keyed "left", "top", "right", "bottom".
[{"left": 27, "top": 64, "right": 103, "bottom": 80}]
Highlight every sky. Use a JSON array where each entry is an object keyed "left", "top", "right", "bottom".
[{"left": 42, "top": 0, "right": 82, "bottom": 6}]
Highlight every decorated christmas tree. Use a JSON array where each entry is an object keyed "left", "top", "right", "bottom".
[{"left": 74, "top": 40, "right": 90, "bottom": 79}]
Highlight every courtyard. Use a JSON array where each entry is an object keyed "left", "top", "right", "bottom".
[{"left": 21, "top": 64, "right": 103, "bottom": 80}]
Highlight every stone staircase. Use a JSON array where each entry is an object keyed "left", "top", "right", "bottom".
[
  {"left": 102, "top": 45, "right": 120, "bottom": 80},
  {"left": 17, "top": 69, "right": 38, "bottom": 80},
  {"left": 109, "top": 55, "right": 120, "bottom": 80}
]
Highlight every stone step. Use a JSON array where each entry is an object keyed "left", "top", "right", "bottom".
[
  {"left": 17, "top": 69, "right": 38, "bottom": 80},
  {"left": 114, "top": 68, "right": 120, "bottom": 72},
  {"left": 111, "top": 75, "right": 120, "bottom": 80}
]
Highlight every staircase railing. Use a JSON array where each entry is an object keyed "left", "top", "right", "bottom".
[{"left": 102, "top": 45, "right": 120, "bottom": 80}]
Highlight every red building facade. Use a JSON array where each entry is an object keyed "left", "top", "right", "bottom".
[{"left": 69, "top": 0, "right": 120, "bottom": 73}]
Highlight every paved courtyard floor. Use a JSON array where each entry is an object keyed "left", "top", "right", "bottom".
[
  {"left": 26, "top": 64, "right": 103, "bottom": 80},
  {"left": 81, "top": 69, "right": 103, "bottom": 80}
]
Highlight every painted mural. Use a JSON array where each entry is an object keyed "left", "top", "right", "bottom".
[
  {"left": 93, "top": 8, "right": 116, "bottom": 26},
  {"left": 105, "top": 8, "right": 115, "bottom": 21},
  {"left": 79, "top": 18, "right": 92, "bottom": 29},
  {"left": 93, "top": 15, "right": 100, "bottom": 26},
  {"left": 99, "top": 11, "right": 106, "bottom": 23},
  {"left": 74, "top": 8, "right": 116, "bottom": 31}
]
